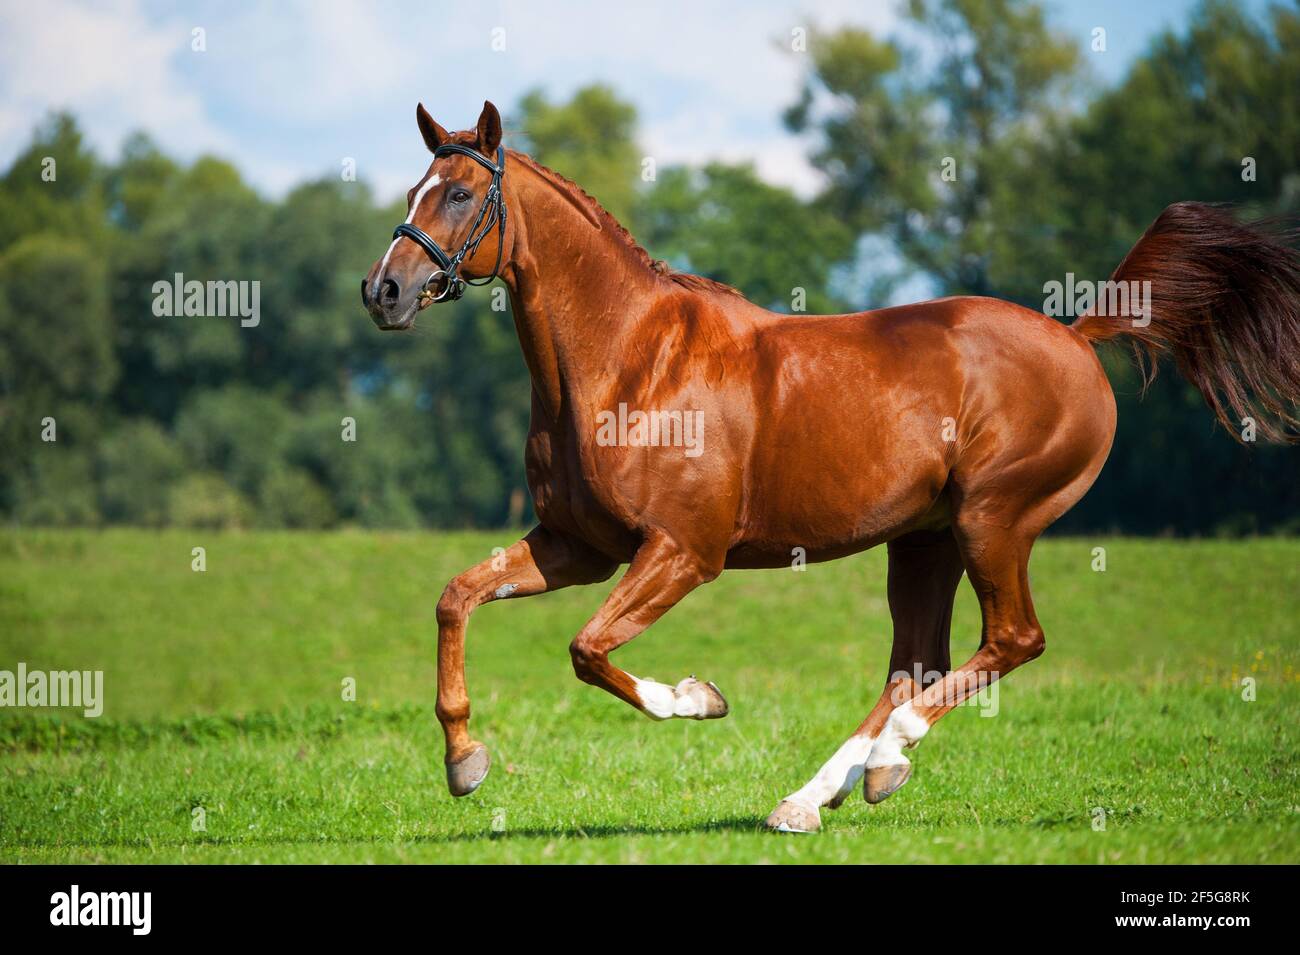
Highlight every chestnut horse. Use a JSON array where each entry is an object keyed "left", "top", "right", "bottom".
[{"left": 362, "top": 102, "right": 1300, "bottom": 832}]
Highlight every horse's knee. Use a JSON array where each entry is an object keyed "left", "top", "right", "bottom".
[
  {"left": 988, "top": 623, "right": 1045, "bottom": 670},
  {"left": 569, "top": 638, "right": 600, "bottom": 684},
  {"left": 436, "top": 577, "right": 473, "bottom": 628}
]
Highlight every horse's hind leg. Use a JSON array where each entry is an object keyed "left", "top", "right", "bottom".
[
  {"left": 866, "top": 431, "right": 1110, "bottom": 790},
  {"left": 765, "top": 529, "right": 964, "bottom": 833},
  {"left": 865, "top": 529, "right": 966, "bottom": 803},
  {"left": 869, "top": 523, "right": 1043, "bottom": 786}
]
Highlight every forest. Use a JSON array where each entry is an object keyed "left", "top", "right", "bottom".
[{"left": 2, "top": 0, "right": 1297, "bottom": 534}]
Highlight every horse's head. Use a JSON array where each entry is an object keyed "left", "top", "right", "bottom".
[{"left": 362, "top": 101, "right": 507, "bottom": 330}]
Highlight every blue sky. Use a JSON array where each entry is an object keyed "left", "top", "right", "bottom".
[{"left": 0, "top": 0, "right": 1278, "bottom": 203}]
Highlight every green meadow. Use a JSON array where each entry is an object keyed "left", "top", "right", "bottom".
[{"left": 1, "top": 530, "right": 1296, "bottom": 863}]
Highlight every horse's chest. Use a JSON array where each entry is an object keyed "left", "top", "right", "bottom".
[
  {"left": 523, "top": 431, "right": 563, "bottom": 521},
  {"left": 524, "top": 426, "right": 634, "bottom": 554}
]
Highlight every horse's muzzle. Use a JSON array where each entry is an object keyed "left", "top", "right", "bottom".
[{"left": 362, "top": 276, "right": 420, "bottom": 330}]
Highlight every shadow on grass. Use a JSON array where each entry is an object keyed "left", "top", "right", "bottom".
[
  {"left": 438, "top": 816, "right": 765, "bottom": 843},
  {"left": 5, "top": 816, "right": 771, "bottom": 853}
]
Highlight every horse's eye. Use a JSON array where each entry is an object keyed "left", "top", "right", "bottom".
[{"left": 451, "top": 190, "right": 471, "bottom": 204}]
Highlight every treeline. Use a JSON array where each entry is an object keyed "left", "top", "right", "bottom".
[{"left": 1, "top": 0, "right": 1297, "bottom": 534}]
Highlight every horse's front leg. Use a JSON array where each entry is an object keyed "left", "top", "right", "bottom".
[
  {"left": 568, "top": 531, "right": 729, "bottom": 720},
  {"left": 436, "top": 525, "right": 616, "bottom": 796}
]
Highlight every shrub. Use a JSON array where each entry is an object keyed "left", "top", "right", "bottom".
[{"left": 166, "top": 473, "right": 252, "bottom": 529}]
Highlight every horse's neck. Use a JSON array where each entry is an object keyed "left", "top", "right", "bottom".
[{"left": 500, "top": 161, "right": 660, "bottom": 420}]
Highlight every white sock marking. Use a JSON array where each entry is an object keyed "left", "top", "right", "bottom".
[
  {"left": 784, "top": 733, "right": 876, "bottom": 810},
  {"left": 632, "top": 677, "right": 676, "bottom": 720},
  {"left": 671, "top": 677, "right": 704, "bottom": 718},
  {"left": 866, "top": 700, "right": 930, "bottom": 768},
  {"left": 781, "top": 702, "right": 931, "bottom": 811},
  {"left": 631, "top": 675, "right": 714, "bottom": 720}
]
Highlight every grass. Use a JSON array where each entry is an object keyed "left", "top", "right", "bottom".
[{"left": 0, "top": 529, "right": 1297, "bottom": 864}]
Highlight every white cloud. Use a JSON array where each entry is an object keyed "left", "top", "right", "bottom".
[
  {"left": 0, "top": 0, "right": 901, "bottom": 201},
  {"left": 0, "top": 0, "right": 230, "bottom": 167},
  {"left": 484, "top": 0, "right": 900, "bottom": 197},
  {"left": 641, "top": 112, "right": 829, "bottom": 198}
]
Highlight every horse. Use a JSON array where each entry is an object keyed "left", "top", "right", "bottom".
[{"left": 362, "top": 101, "right": 1300, "bottom": 833}]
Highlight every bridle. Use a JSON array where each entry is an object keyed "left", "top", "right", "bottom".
[{"left": 392, "top": 143, "right": 507, "bottom": 304}]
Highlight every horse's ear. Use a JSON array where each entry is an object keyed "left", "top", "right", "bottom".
[
  {"left": 475, "top": 100, "right": 503, "bottom": 157},
  {"left": 416, "top": 103, "right": 449, "bottom": 154}
]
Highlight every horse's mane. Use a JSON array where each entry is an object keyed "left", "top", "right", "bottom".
[{"left": 509, "top": 151, "right": 744, "bottom": 299}]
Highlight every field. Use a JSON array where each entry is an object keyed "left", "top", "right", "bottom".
[{"left": 1, "top": 529, "right": 1297, "bottom": 864}]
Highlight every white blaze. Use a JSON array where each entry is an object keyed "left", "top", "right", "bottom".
[{"left": 378, "top": 172, "right": 442, "bottom": 282}]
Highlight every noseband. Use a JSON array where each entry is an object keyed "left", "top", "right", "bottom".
[{"left": 392, "top": 144, "right": 506, "bottom": 303}]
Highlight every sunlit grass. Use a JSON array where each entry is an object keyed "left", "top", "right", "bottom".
[{"left": 1, "top": 530, "right": 1296, "bottom": 863}]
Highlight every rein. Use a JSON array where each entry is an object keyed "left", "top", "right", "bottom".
[{"left": 392, "top": 144, "right": 506, "bottom": 303}]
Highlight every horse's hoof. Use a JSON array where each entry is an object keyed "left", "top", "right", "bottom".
[
  {"left": 446, "top": 742, "right": 491, "bottom": 797},
  {"left": 864, "top": 761, "right": 912, "bottom": 804},
  {"left": 764, "top": 800, "right": 821, "bottom": 834},
  {"left": 674, "top": 677, "right": 729, "bottom": 719}
]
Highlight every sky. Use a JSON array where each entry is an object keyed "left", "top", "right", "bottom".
[{"left": 0, "top": 0, "right": 1278, "bottom": 203}]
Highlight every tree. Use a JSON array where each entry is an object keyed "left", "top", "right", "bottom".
[
  {"left": 2, "top": 33, "right": 1295, "bottom": 536},
  {"left": 0, "top": 235, "right": 116, "bottom": 520},
  {"left": 514, "top": 85, "right": 641, "bottom": 226},
  {"left": 0, "top": 113, "right": 106, "bottom": 251},
  {"left": 639, "top": 163, "right": 854, "bottom": 312},
  {"left": 1040, "top": 0, "right": 1300, "bottom": 534},
  {"left": 98, "top": 419, "right": 185, "bottom": 526},
  {"left": 785, "top": 0, "right": 1081, "bottom": 296}
]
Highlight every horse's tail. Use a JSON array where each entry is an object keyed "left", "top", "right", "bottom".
[{"left": 1072, "top": 201, "right": 1300, "bottom": 443}]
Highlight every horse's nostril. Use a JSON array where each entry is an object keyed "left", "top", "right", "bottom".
[
  {"left": 360, "top": 278, "right": 370, "bottom": 306},
  {"left": 381, "top": 279, "right": 400, "bottom": 306}
]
